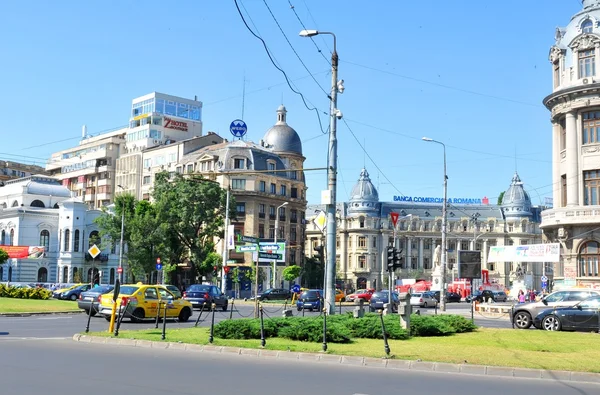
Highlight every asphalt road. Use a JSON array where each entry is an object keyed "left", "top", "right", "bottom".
[{"left": 0, "top": 339, "right": 597, "bottom": 395}]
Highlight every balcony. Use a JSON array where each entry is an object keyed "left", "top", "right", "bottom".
[
  {"left": 269, "top": 214, "right": 276, "bottom": 220},
  {"left": 279, "top": 216, "right": 286, "bottom": 222},
  {"left": 290, "top": 217, "right": 297, "bottom": 223},
  {"left": 259, "top": 213, "right": 265, "bottom": 219},
  {"left": 540, "top": 206, "right": 600, "bottom": 229}
]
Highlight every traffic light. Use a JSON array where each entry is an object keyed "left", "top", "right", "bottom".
[
  {"left": 393, "top": 249, "right": 403, "bottom": 270},
  {"left": 314, "top": 245, "right": 325, "bottom": 265},
  {"left": 213, "top": 266, "right": 218, "bottom": 276},
  {"left": 386, "top": 247, "right": 395, "bottom": 270}
]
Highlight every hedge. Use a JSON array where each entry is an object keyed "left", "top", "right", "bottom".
[{"left": 0, "top": 284, "right": 52, "bottom": 300}]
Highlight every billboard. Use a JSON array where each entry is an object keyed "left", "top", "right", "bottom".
[
  {"left": 0, "top": 245, "right": 45, "bottom": 259},
  {"left": 458, "top": 250, "right": 481, "bottom": 279},
  {"left": 487, "top": 243, "right": 560, "bottom": 263}
]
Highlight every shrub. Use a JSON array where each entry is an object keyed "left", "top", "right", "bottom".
[
  {"left": 432, "top": 314, "right": 478, "bottom": 333},
  {"left": 277, "top": 317, "right": 352, "bottom": 343},
  {"left": 214, "top": 318, "right": 280, "bottom": 339},
  {"left": 410, "top": 315, "right": 456, "bottom": 336},
  {"left": 0, "top": 284, "right": 52, "bottom": 300}
]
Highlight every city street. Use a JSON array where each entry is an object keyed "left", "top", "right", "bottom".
[
  {"left": 0, "top": 338, "right": 597, "bottom": 395},
  {"left": 0, "top": 302, "right": 512, "bottom": 339}
]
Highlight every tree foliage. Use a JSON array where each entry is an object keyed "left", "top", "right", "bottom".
[
  {"left": 301, "top": 256, "right": 323, "bottom": 289},
  {"left": 282, "top": 265, "right": 301, "bottom": 282},
  {"left": 497, "top": 191, "right": 505, "bottom": 206},
  {"left": 0, "top": 248, "right": 8, "bottom": 265}
]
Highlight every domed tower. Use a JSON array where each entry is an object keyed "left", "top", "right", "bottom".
[
  {"left": 348, "top": 168, "right": 380, "bottom": 216},
  {"left": 262, "top": 105, "right": 305, "bottom": 180},
  {"left": 501, "top": 172, "right": 532, "bottom": 218}
]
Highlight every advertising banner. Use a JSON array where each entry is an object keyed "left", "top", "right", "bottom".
[
  {"left": 487, "top": 243, "right": 560, "bottom": 263},
  {"left": 0, "top": 245, "right": 45, "bottom": 259}
]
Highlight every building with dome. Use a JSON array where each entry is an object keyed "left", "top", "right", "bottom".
[
  {"left": 0, "top": 175, "right": 120, "bottom": 284},
  {"left": 542, "top": 0, "right": 600, "bottom": 288},
  {"left": 305, "top": 168, "right": 544, "bottom": 292}
]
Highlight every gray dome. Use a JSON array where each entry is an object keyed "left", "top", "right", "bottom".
[
  {"left": 27, "top": 176, "right": 71, "bottom": 197},
  {"left": 350, "top": 168, "right": 379, "bottom": 203},
  {"left": 263, "top": 105, "right": 302, "bottom": 155},
  {"left": 501, "top": 172, "right": 532, "bottom": 218}
]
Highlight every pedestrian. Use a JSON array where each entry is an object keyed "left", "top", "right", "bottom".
[{"left": 518, "top": 290, "right": 526, "bottom": 304}]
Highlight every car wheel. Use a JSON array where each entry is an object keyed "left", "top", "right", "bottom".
[
  {"left": 178, "top": 307, "right": 191, "bottom": 323},
  {"left": 70, "top": 294, "right": 77, "bottom": 301},
  {"left": 222, "top": 303, "right": 228, "bottom": 312},
  {"left": 423, "top": 302, "right": 428, "bottom": 308},
  {"left": 513, "top": 311, "right": 532, "bottom": 329},
  {"left": 542, "top": 315, "right": 561, "bottom": 331},
  {"left": 130, "top": 308, "right": 145, "bottom": 323}
]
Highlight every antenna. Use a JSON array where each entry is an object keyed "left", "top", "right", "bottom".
[
  {"left": 363, "top": 138, "right": 366, "bottom": 168},
  {"left": 241, "top": 73, "right": 246, "bottom": 121},
  {"left": 514, "top": 144, "right": 518, "bottom": 172}
]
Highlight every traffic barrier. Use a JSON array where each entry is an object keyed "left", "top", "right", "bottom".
[{"left": 161, "top": 302, "right": 167, "bottom": 341}]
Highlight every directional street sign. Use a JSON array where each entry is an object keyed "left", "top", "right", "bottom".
[
  {"left": 260, "top": 244, "right": 280, "bottom": 251},
  {"left": 237, "top": 235, "right": 259, "bottom": 244},
  {"left": 236, "top": 245, "right": 258, "bottom": 252},
  {"left": 226, "top": 259, "right": 237, "bottom": 264},
  {"left": 259, "top": 252, "right": 282, "bottom": 260}
]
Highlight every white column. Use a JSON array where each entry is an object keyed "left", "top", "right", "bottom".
[
  {"left": 595, "top": 44, "right": 600, "bottom": 77},
  {"left": 418, "top": 238, "right": 424, "bottom": 270},
  {"left": 431, "top": 238, "right": 437, "bottom": 270},
  {"left": 406, "top": 237, "right": 412, "bottom": 270},
  {"left": 565, "top": 111, "right": 579, "bottom": 206},
  {"left": 552, "top": 119, "right": 561, "bottom": 207}
]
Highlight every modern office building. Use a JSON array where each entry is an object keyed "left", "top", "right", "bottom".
[
  {"left": 305, "top": 168, "right": 544, "bottom": 292},
  {"left": 542, "top": 0, "right": 600, "bottom": 289}
]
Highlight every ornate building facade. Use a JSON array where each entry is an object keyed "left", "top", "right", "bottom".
[
  {"left": 542, "top": 0, "right": 600, "bottom": 289},
  {"left": 305, "top": 168, "right": 544, "bottom": 292}
]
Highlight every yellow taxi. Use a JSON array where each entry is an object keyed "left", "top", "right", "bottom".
[
  {"left": 335, "top": 289, "right": 346, "bottom": 303},
  {"left": 98, "top": 283, "right": 193, "bottom": 323}
]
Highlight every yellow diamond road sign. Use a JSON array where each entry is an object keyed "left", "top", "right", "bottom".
[{"left": 88, "top": 244, "right": 101, "bottom": 258}]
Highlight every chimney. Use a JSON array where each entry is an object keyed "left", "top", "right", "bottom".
[{"left": 82, "top": 125, "right": 88, "bottom": 139}]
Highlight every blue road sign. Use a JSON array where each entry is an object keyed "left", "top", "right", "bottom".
[
  {"left": 230, "top": 119, "right": 247, "bottom": 138},
  {"left": 291, "top": 284, "right": 301, "bottom": 293},
  {"left": 156, "top": 263, "right": 163, "bottom": 270}
]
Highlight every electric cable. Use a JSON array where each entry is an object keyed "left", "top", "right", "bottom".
[{"left": 288, "top": 0, "right": 331, "bottom": 65}]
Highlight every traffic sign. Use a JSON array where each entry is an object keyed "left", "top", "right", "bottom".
[
  {"left": 390, "top": 212, "right": 399, "bottom": 227},
  {"left": 117, "top": 267, "right": 123, "bottom": 274},
  {"left": 230, "top": 119, "right": 247, "bottom": 138},
  {"left": 226, "top": 259, "right": 237, "bottom": 264},
  {"left": 259, "top": 252, "right": 282, "bottom": 260},
  {"left": 236, "top": 245, "right": 257, "bottom": 252},
  {"left": 237, "top": 235, "right": 259, "bottom": 244},
  {"left": 156, "top": 257, "right": 162, "bottom": 270},
  {"left": 260, "top": 244, "right": 280, "bottom": 251},
  {"left": 541, "top": 275, "right": 548, "bottom": 282},
  {"left": 88, "top": 244, "right": 101, "bottom": 259},
  {"left": 291, "top": 284, "right": 301, "bottom": 293}
]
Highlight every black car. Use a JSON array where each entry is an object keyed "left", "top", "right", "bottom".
[
  {"left": 296, "top": 289, "right": 322, "bottom": 311},
  {"left": 432, "top": 291, "right": 462, "bottom": 303},
  {"left": 183, "top": 284, "right": 228, "bottom": 311},
  {"left": 534, "top": 296, "right": 600, "bottom": 331},
  {"left": 369, "top": 290, "right": 399, "bottom": 312},
  {"left": 56, "top": 284, "right": 92, "bottom": 301},
  {"left": 258, "top": 288, "right": 292, "bottom": 301},
  {"left": 77, "top": 285, "right": 114, "bottom": 316},
  {"left": 466, "top": 290, "right": 495, "bottom": 303}
]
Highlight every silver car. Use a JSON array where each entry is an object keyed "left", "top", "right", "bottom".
[
  {"left": 410, "top": 291, "right": 438, "bottom": 308},
  {"left": 493, "top": 291, "right": 508, "bottom": 302}
]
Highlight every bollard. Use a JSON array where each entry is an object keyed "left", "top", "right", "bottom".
[
  {"left": 114, "top": 300, "right": 130, "bottom": 337},
  {"left": 283, "top": 298, "right": 288, "bottom": 311},
  {"left": 208, "top": 303, "right": 216, "bottom": 343},
  {"left": 259, "top": 304, "right": 266, "bottom": 348},
  {"left": 229, "top": 299, "right": 235, "bottom": 320},
  {"left": 471, "top": 300, "right": 475, "bottom": 323},
  {"left": 302, "top": 305, "right": 305, "bottom": 317},
  {"left": 161, "top": 302, "right": 167, "bottom": 341},
  {"left": 434, "top": 301, "right": 438, "bottom": 315},
  {"left": 339, "top": 297, "right": 342, "bottom": 315},
  {"left": 379, "top": 310, "right": 391, "bottom": 357},
  {"left": 322, "top": 306, "right": 328, "bottom": 352},
  {"left": 155, "top": 302, "right": 161, "bottom": 329},
  {"left": 85, "top": 302, "right": 94, "bottom": 333},
  {"left": 195, "top": 303, "right": 206, "bottom": 327}
]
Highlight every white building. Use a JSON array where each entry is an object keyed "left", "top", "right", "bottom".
[
  {"left": 0, "top": 176, "right": 119, "bottom": 284},
  {"left": 542, "top": 0, "right": 600, "bottom": 289}
]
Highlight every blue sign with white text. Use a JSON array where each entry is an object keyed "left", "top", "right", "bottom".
[{"left": 230, "top": 119, "right": 247, "bottom": 138}]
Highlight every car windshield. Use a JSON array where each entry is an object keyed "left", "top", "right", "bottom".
[
  {"left": 187, "top": 285, "right": 210, "bottom": 292},
  {"left": 372, "top": 291, "right": 388, "bottom": 298},
  {"left": 118, "top": 286, "right": 139, "bottom": 295},
  {"left": 90, "top": 285, "right": 113, "bottom": 293},
  {"left": 301, "top": 291, "right": 320, "bottom": 298}
]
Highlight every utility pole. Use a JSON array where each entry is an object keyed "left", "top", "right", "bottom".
[{"left": 221, "top": 185, "right": 230, "bottom": 294}]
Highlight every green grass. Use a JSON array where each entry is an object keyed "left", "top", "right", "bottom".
[
  {"left": 0, "top": 297, "right": 81, "bottom": 313},
  {"left": 86, "top": 326, "right": 600, "bottom": 373}
]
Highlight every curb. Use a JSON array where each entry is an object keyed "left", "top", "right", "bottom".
[
  {"left": 71, "top": 334, "right": 600, "bottom": 384},
  {"left": 0, "top": 311, "right": 84, "bottom": 317}
]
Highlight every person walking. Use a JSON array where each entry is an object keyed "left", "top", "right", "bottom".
[{"left": 518, "top": 290, "right": 526, "bottom": 304}]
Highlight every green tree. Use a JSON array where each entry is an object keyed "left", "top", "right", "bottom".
[
  {"left": 0, "top": 248, "right": 8, "bottom": 266},
  {"left": 203, "top": 252, "right": 222, "bottom": 283},
  {"left": 497, "top": 191, "right": 505, "bottom": 206},
  {"left": 282, "top": 265, "right": 301, "bottom": 282},
  {"left": 152, "top": 172, "right": 234, "bottom": 278},
  {"left": 301, "top": 256, "right": 323, "bottom": 289}
]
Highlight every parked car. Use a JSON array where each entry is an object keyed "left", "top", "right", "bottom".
[
  {"left": 466, "top": 290, "right": 495, "bottom": 303},
  {"left": 410, "top": 292, "right": 438, "bottom": 308},
  {"left": 346, "top": 289, "right": 375, "bottom": 302},
  {"left": 335, "top": 289, "right": 346, "bottom": 303},
  {"left": 258, "top": 288, "right": 292, "bottom": 301},
  {"left": 55, "top": 284, "right": 92, "bottom": 301},
  {"left": 492, "top": 291, "right": 508, "bottom": 302},
  {"left": 512, "top": 289, "right": 600, "bottom": 329},
  {"left": 78, "top": 285, "right": 114, "bottom": 316},
  {"left": 52, "top": 284, "right": 82, "bottom": 299},
  {"left": 431, "top": 291, "right": 462, "bottom": 303},
  {"left": 183, "top": 284, "right": 228, "bottom": 311},
  {"left": 369, "top": 290, "right": 399, "bottom": 312},
  {"left": 98, "top": 284, "right": 193, "bottom": 323},
  {"left": 533, "top": 296, "right": 600, "bottom": 331},
  {"left": 296, "top": 289, "right": 323, "bottom": 311}
]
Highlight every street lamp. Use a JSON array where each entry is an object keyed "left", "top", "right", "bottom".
[
  {"left": 117, "top": 184, "right": 126, "bottom": 283},
  {"left": 300, "top": 29, "right": 343, "bottom": 314},
  {"left": 274, "top": 202, "right": 288, "bottom": 289},
  {"left": 422, "top": 137, "right": 448, "bottom": 311}
]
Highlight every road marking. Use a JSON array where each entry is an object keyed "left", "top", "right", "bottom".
[
  {"left": 36, "top": 317, "right": 72, "bottom": 320},
  {"left": 0, "top": 337, "right": 68, "bottom": 341}
]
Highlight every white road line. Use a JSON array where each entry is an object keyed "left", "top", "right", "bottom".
[
  {"left": 0, "top": 337, "right": 68, "bottom": 340},
  {"left": 36, "top": 317, "right": 72, "bottom": 320}
]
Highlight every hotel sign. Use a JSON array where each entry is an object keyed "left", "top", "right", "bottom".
[
  {"left": 392, "top": 196, "right": 489, "bottom": 205},
  {"left": 164, "top": 117, "right": 188, "bottom": 131}
]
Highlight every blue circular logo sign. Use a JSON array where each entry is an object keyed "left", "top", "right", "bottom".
[
  {"left": 291, "top": 284, "right": 301, "bottom": 293},
  {"left": 230, "top": 119, "right": 247, "bottom": 138},
  {"left": 156, "top": 263, "right": 163, "bottom": 270}
]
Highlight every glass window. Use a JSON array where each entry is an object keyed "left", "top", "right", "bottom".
[
  {"left": 268, "top": 162, "right": 275, "bottom": 173},
  {"left": 143, "top": 176, "right": 151, "bottom": 185},
  {"left": 270, "top": 183, "right": 276, "bottom": 194},
  {"left": 280, "top": 185, "right": 286, "bottom": 196},
  {"left": 259, "top": 204, "right": 265, "bottom": 214},
  {"left": 582, "top": 112, "right": 600, "bottom": 144},
  {"left": 74, "top": 230, "right": 80, "bottom": 252},
  {"left": 290, "top": 227, "right": 297, "bottom": 242},
  {"left": 236, "top": 202, "right": 246, "bottom": 215},
  {"left": 234, "top": 158, "right": 245, "bottom": 169},
  {"left": 579, "top": 241, "right": 600, "bottom": 276},
  {"left": 583, "top": 19, "right": 594, "bottom": 33},
  {"left": 584, "top": 170, "right": 600, "bottom": 205},
  {"left": 358, "top": 237, "right": 366, "bottom": 248},
  {"left": 231, "top": 179, "right": 246, "bottom": 190},
  {"left": 168, "top": 153, "right": 176, "bottom": 163},
  {"left": 291, "top": 187, "right": 298, "bottom": 198},
  {"left": 64, "top": 229, "right": 70, "bottom": 251},
  {"left": 259, "top": 181, "right": 266, "bottom": 192},
  {"left": 579, "top": 49, "right": 596, "bottom": 78},
  {"left": 186, "top": 164, "right": 194, "bottom": 173},
  {"left": 40, "top": 230, "right": 50, "bottom": 250},
  {"left": 155, "top": 99, "right": 165, "bottom": 114},
  {"left": 165, "top": 101, "right": 176, "bottom": 115}
]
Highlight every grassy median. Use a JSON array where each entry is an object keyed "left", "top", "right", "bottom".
[
  {"left": 0, "top": 297, "right": 81, "bottom": 313},
  {"left": 86, "top": 326, "right": 600, "bottom": 373}
]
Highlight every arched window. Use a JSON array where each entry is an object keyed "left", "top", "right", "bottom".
[
  {"left": 109, "top": 268, "right": 115, "bottom": 285},
  {"left": 1, "top": 230, "right": 5, "bottom": 245},
  {"left": 8, "top": 267, "right": 12, "bottom": 281},
  {"left": 30, "top": 200, "right": 45, "bottom": 208},
  {"left": 63, "top": 229, "right": 70, "bottom": 252},
  {"left": 11, "top": 200, "right": 18, "bottom": 207},
  {"left": 62, "top": 266, "right": 68, "bottom": 283},
  {"left": 9, "top": 229, "right": 14, "bottom": 246},
  {"left": 74, "top": 230, "right": 80, "bottom": 252},
  {"left": 359, "top": 216, "right": 365, "bottom": 228},
  {"left": 73, "top": 267, "right": 78, "bottom": 282},
  {"left": 89, "top": 231, "right": 100, "bottom": 248},
  {"left": 53, "top": 203, "right": 59, "bottom": 209},
  {"left": 579, "top": 241, "right": 600, "bottom": 277},
  {"left": 37, "top": 267, "right": 48, "bottom": 283},
  {"left": 583, "top": 19, "right": 594, "bottom": 33},
  {"left": 40, "top": 230, "right": 50, "bottom": 250},
  {"left": 0, "top": 266, "right": 3, "bottom": 281}
]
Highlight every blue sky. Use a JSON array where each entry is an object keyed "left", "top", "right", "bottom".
[{"left": 0, "top": 0, "right": 582, "bottom": 206}]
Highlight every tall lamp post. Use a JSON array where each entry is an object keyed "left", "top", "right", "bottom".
[
  {"left": 117, "top": 184, "right": 126, "bottom": 283},
  {"left": 300, "top": 29, "right": 343, "bottom": 314},
  {"left": 273, "top": 202, "right": 288, "bottom": 289},
  {"left": 422, "top": 137, "right": 448, "bottom": 311}
]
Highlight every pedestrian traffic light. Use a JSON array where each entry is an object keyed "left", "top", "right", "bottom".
[
  {"left": 386, "top": 247, "right": 395, "bottom": 270},
  {"left": 393, "top": 249, "right": 403, "bottom": 270}
]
